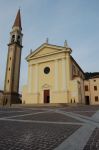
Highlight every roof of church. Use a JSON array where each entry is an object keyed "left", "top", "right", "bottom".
[
  {"left": 26, "top": 43, "right": 70, "bottom": 60},
  {"left": 70, "top": 56, "right": 85, "bottom": 74},
  {"left": 13, "top": 9, "right": 22, "bottom": 30}
]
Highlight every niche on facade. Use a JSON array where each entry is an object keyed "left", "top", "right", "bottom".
[{"left": 42, "top": 84, "right": 51, "bottom": 89}]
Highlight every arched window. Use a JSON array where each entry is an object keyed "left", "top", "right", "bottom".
[
  {"left": 11, "top": 35, "right": 15, "bottom": 42},
  {"left": 17, "top": 35, "right": 20, "bottom": 44}
]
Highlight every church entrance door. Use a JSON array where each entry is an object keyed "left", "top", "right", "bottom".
[{"left": 44, "top": 90, "right": 50, "bottom": 103}]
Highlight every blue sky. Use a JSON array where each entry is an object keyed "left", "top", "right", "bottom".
[{"left": 0, "top": 0, "right": 99, "bottom": 92}]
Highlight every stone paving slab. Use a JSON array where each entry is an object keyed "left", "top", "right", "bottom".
[
  {"left": 0, "top": 120, "right": 81, "bottom": 150},
  {"left": 72, "top": 111, "right": 96, "bottom": 117},
  {"left": 60, "top": 106, "right": 99, "bottom": 112},
  {"left": 0, "top": 110, "right": 46, "bottom": 118},
  {"left": 11, "top": 112, "right": 82, "bottom": 123},
  {"left": 0, "top": 107, "right": 47, "bottom": 112},
  {"left": 0, "top": 107, "right": 26, "bottom": 111},
  {"left": 55, "top": 123, "right": 95, "bottom": 150}
]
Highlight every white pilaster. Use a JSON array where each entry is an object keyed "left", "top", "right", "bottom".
[
  {"left": 28, "top": 65, "right": 32, "bottom": 93},
  {"left": 54, "top": 59, "right": 58, "bottom": 91},
  {"left": 62, "top": 58, "right": 66, "bottom": 91},
  {"left": 35, "top": 64, "right": 39, "bottom": 93}
]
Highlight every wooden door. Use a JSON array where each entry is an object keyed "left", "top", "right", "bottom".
[{"left": 44, "top": 90, "right": 50, "bottom": 103}]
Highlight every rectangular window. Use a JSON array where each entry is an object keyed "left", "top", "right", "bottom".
[
  {"left": 95, "top": 96, "right": 98, "bottom": 102},
  {"left": 94, "top": 86, "right": 97, "bottom": 91},
  {"left": 85, "top": 85, "right": 88, "bottom": 91}
]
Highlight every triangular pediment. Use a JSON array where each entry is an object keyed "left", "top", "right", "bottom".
[{"left": 26, "top": 43, "right": 65, "bottom": 61}]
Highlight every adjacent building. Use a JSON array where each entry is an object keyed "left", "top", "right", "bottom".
[
  {"left": 22, "top": 41, "right": 85, "bottom": 104},
  {"left": 84, "top": 73, "right": 99, "bottom": 105}
]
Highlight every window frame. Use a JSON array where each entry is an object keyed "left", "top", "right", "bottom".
[
  {"left": 95, "top": 96, "right": 98, "bottom": 102},
  {"left": 85, "top": 85, "right": 88, "bottom": 91},
  {"left": 94, "top": 86, "right": 97, "bottom": 91}
]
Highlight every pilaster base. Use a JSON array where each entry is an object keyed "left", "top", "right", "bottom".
[{"left": 3, "top": 92, "right": 21, "bottom": 106}]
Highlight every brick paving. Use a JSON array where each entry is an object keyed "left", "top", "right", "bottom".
[
  {"left": 0, "top": 105, "right": 99, "bottom": 150},
  {"left": 72, "top": 111, "right": 96, "bottom": 117},
  {"left": 0, "top": 120, "right": 80, "bottom": 150},
  {"left": 84, "top": 128, "right": 99, "bottom": 150},
  {"left": 0, "top": 110, "right": 46, "bottom": 118},
  {"left": 12, "top": 112, "right": 82, "bottom": 123},
  {"left": 60, "top": 105, "right": 99, "bottom": 112}
]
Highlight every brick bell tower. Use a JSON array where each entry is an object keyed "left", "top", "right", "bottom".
[{"left": 3, "top": 9, "right": 23, "bottom": 105}]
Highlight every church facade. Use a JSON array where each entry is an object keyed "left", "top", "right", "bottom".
[{"left": 22, "top": 41, "right": 85, "bottom": 104}]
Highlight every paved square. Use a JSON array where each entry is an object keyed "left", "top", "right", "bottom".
[
  {"left": 0, "top": 105, "right": 99, "bottom": 150},
  {"left": 0, "top": 120, "right": 80, "bottom": 150}
]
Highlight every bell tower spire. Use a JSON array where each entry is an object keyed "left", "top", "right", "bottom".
[
  {"left": 3, "top": 10, "right": 23, "bottom": 105},
  {"left": 12, "top": 9, "right": 22, "bottom": 30}
]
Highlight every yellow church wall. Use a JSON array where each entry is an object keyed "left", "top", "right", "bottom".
[
  {"left": 51, "top": 91, "right": 67, "bottom": 103},
  {"left": 68, "top": 77, "right": 85, "bottom": 104},
  {"left": 66, "top": 53, "right": 72, "bottom": 91},
  {"left": 80, "top": 78, "right": 85, "bottom": 104},
  {"left": 28, "top": 64, "right": 37, "bottom": 94},
  {"left": 33, "top": 58, "right": 68, "bottom": 104},
  {"left": 23, "top": 53, "right": 69, "bottom": 104},
  {"left": 58, "top": 59, "right": 63, "bottom": 91},
  {"left": 38, "top": 61, "right": 55, "bottom": 103},
  {"left": 22, "top": 44, "right": 85, "bottom": 104},
  {"left": 38, "top": 56, "right": 70, "bottom": 104},
  {"left": 69, "top": 58, "right": 85, "bottom": 104},
  {"left": 69, "top": 80, "right": 78, "bottom": 103},
  {"left": 22, "top": 85, "right": 39, "bottom": 104},
  {"left": 23, "top": 93, "right": 39, "bottom": 104},
  {"left": 38, "top": 61, "right": 55, "bottom": 89}
]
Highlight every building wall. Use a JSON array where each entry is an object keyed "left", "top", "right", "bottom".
[
  {"left": 84, "top": 78, "right": 99, "bottom": 105},
  {"left": 0, "top": 91, "right": 3, "bottom": 104},
  {"left": 13, "top": 46, "right": 21, "bottom": 92},
  {"left": 5, "top": 45, "right": 15, "bottom": 92},
  {"left": 4, "top": 44, "right": 21, "bottom": 93},
  {"left": 69, "top": 59, "right": 85, "bottom": 104},
  {"left": 23, "top": 56, "right": 68, "bottom": 104}
]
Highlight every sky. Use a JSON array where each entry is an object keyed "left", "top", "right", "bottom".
[{"left": 0, "top": 0, "right": 99, "bottom": 92}]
